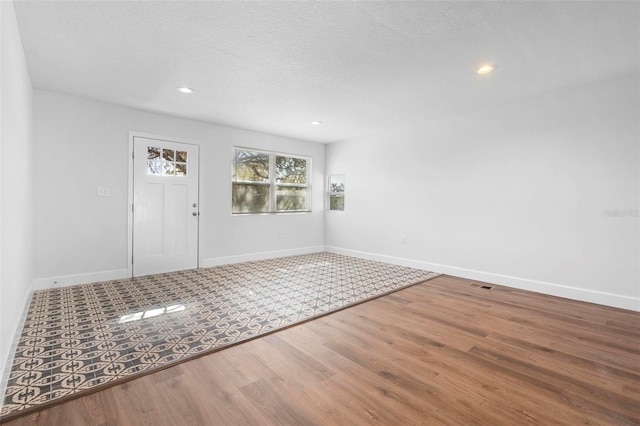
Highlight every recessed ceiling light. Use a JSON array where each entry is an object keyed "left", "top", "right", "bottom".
[
  {"left": 177, "top": 87, "right": 193, "bottom": 94},
  {"left": 476, "top": 64, "right": 496, "bottom": 75},
  {"left": 311, "top": 121, "right": 322, "bottom": 125}
]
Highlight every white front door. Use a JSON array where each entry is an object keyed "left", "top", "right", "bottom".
[{"left": 133, "top": 136, "right": 199, "bottom": 277}]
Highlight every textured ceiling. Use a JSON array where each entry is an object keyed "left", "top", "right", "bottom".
[{"left": 14, "top": 1, "right": 640, "bottom": 143}]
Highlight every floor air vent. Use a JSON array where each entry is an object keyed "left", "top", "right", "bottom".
[{"left": 469, "top": 283, "right": 494, "bottom": 290}]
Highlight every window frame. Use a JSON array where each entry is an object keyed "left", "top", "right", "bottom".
[{"left": 231, "top": 146, "right": 312, "bottom": 215}]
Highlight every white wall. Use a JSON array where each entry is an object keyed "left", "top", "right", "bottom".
[
  {"left": 326, "top": 74, "right": 640, "bottom": 311},
  {"left": 33, "top": 91, "right": 325, "bottom": 286},
  {"left": 0, "top": 0, "right": 35, "bottom": 381}
]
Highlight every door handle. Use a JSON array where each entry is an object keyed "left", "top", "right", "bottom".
[{"left": 192, "top": 212, "right": 199, "bottom": 216}]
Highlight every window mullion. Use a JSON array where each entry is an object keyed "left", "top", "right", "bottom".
[{"left": 269, "top": 153, "right": 276, "bottom": 212}]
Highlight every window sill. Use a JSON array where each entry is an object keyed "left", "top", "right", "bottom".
[{"left": 231, "top": 210, "right": 312, "bottom": 216}]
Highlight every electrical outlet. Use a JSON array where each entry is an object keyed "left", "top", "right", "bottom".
[
  {"left": 97, "top": 187, "right": 111, "bottom": 197},
  {"left": 400, "top": 235, "right": 407, "bottom": 244}
]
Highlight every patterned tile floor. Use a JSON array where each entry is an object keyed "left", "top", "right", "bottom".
[{"left": 1, "top": 252, "right": 439, "bottom": 418}]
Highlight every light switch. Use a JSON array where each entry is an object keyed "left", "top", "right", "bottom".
[{"left": 97, "top": 187, "right": 111, "bottom": 197}]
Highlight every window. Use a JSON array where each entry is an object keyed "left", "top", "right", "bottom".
[
  {"left": 147, "top": 146, "right": 188, "bottom": 176},
  {"left": 328, "top": 174, "right": 345, "bottom": 211},
  {"left": 232, "top": 147, "right": 311, "bottom": 214}
]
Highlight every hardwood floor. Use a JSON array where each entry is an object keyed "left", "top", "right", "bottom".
[{"left": 3, "top": 275, "right": 639, "bottom": 425}]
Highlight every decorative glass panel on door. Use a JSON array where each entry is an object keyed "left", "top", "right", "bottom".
[
  {"left": 147, "top": 146, "right": 188, "bottom": 176},
  {"left": 163, "top": 162, "right": 176, "bottom": 176},
  {"left": 148, "top": 160, "right": 163, "bottom": 175},
  {"left": 176, "top": 151, "right": 188, "bottom": 162},
  {"left": 162, "top": 149, "right": 175, "bottom": 161},
  {"left": 175, "top": 163, "right": 187, "bottom": 176},
  {"left": 147, "top": 147, "right": 161, "bottom": 159}
]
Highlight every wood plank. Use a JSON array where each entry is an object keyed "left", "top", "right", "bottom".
[{"left": 3, "top": 275, "right": 639, "bottom": 425}]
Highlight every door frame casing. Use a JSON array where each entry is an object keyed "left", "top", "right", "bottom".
[{"left": 128, "top": 131, "right": 203, "bottom": 278}]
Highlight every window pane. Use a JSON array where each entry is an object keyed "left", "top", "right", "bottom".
[
  {"left": 147, "top": 160, "right": 162, "bottom": 175},
  {"left": 276, "top": 156, "right": 307, "bottom": 184},
  {"left": 330, "top": 194, "right": 345, "bottom": 211},
  {"left": 162, "top": 149, "right": 175, "bottom": 161},
  {"left": 175, "top": 163, "right": 187, "bottom": 176},
  {"left": 233, "top": 150, "right": 270, "bottom": 182},
  {"left": 276, "top": 186, "right": 307, "bottom": 211},
  {"left": 176, "top": 151, "right": 188, "bottom": 162},
  {"left": 232, "top": 183, "right": 270, "bottom": 213},
  {"left": 163, "top": 162, "right": 175, "bottom": 176},
  {"left": 329, "top": 174, "right": 345, "bottom": 192},
  {"left": 147, "top": 147, "right": 161, "bottom": 160}
]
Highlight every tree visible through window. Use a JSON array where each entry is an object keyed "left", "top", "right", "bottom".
[
  {"left": 232, "top": 147, "right": 311, "bottom": 214},
  {"left": 328, "top": 174, "right": 345, "bottom": 211}
]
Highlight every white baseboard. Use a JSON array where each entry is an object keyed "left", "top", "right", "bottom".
[
  {"left": 326, "top": 246, "right": 640, "bottom": 312},
  {"left": 33, "top": 247, "right": 327, "bottom": 289},
  {"left": 0, "top": 289, "right": 33, "bottom": 403},
  {"left": 32, "top": 268, "right": 132, "bottom": 290},
  {"left": 201, "top": 246, "right": 326, "bottom": 268},
  {"left": 30, "top": 247, "right": 640, "bottom": 312}
]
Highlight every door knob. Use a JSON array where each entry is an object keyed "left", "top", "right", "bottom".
[{"left": 192, "top": 212, "right": 199, "bottom": 216}]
